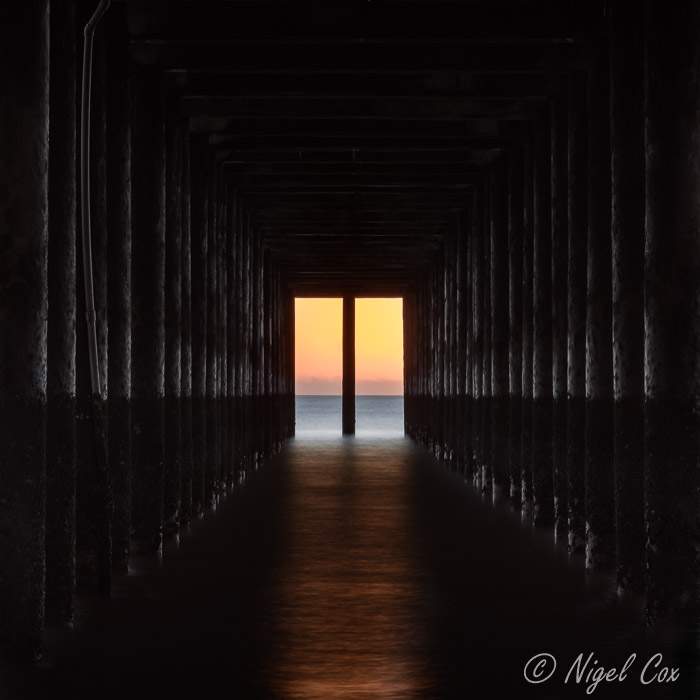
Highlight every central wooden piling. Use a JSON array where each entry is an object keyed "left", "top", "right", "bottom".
[{"left": 342, "top": 296, "right": 356, "bottom": 435}]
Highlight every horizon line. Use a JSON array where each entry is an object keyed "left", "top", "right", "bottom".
[{"left": 295, "top": 394, "right": 403, "bottom": 397}]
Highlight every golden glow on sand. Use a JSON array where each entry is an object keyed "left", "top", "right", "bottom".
[{"left": 295, "top": 298, "right": 404, "bottom": 395}]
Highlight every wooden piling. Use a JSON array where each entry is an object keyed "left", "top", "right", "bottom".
[
  {"left": 551, "top": 95, "right": 569, "bottom": 542},
  {"left": 130, "top": 67, "right": 166, "bottom": 553},
  {"left": 520, "top": 142, "right": 535, "bottom": 520},
  {"left": 566, "top": 72, "right": 588, "bottom": 555},
  {"left": 46, "top": 0, "right": 77, "bottom": 624},
  {"left": 180, "top": 127, "right": 194, "bottom": 525},
  {"left": 508, "top": 150, "right": 524, "bottom": 508},
  {"left": 490, "top": 158, "right": 510, "bottom": 503},
  {"left": 164, "top": 103, "right": 183, "bottom": 534},
  {"left": 190, "top": 134, "right": 208, "bottom": 515},
  {"left": 644, "top": 0, "right": 700, "bottom": 622},
  {"left": 610, "top": 0, "right": 646, "bottom": 595},
  {"left": 0, "top": 0, "right": 50, "bottom": 661},
  {"left": 532, "top": 115, "right": 554, "bottom": 528},
  {"left": 106, "top": 15, "right": 132, "bottom": 572},
  {"left": 342, "top": 296, "right": 356, "bottom": 435},
  {"left": 585, "top": 41, "right": 615, "bottom": 572}
]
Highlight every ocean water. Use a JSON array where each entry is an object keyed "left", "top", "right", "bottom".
[{"left": 295, "top": 395, "right": 404, "bottom": 437}]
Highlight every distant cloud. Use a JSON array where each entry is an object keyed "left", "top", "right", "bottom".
[
  {"left": 296, "top": 376, "right": 402, "bottom": 396},
  {"left": 356, "top": 379, "right": 403, "bottom": 395},
  {"left": 295, "top": 376, "right": 342, "bottom": 395}
]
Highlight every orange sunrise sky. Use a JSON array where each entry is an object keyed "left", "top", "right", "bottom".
[{"left": 295, "top": 298, "right": 404, "bottom": 395}]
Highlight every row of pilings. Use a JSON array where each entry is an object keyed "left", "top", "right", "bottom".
[
  {"left": 405, "top": 0, "right": 700, "bottom": 624},
  {"left": 0, "top": 3, "right": 294, "bottom": 662}
]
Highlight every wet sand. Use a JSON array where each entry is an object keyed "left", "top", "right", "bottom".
[{"left": 14, "top": 435, "right": 698, "bottom": 699}]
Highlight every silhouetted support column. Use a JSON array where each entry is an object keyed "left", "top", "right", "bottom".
[
  {"left": 131, "top": 68, "right": 166, "bottom": 552},
  {"left": 481, "top": 185, "right": 493, "bottom": 498},
  {"left": 490, "top": 158, "right": 510, "bottom": 503},
  {"left": 269, "top": 268, "right": 277, "bottom": 449},
  {"left": 463, "top": 204, "right": 475, "bottom": 474},
  {"left": 451, "top": 225, "right": 461, "bottom": 465},
  {"left": 164, "top": 105, "right": 183, "bottom": 534},
  {"left": 425, "top": 276, "right": 434, "bottom": 449},
  {"left": 521, "top": 143, "right": 534, "bottom": 519},
  {"left": 456, "top": 207, "right": 471, "bottom": 470},
  {"left": 272, "top": 271, "right": 279, "bottom": 448},
  {"left": 416, "top": 284, "right": 427, "bottom": 444},
  {"left": 251, "top": 233, "right": 263, "bottom": 462},
  {"left": 180, "top": 129, "right": 193, "bottom": 525},
  {"left": 260, "top": 244, "right": 267, "bottom": 457},
  {"left": 46, "top": 0, "right": 77, "bottom": 624},
  {"left": 249, "top": 222, "right": 258, "bottom": 463},
  {"left": 273, "top": 270, "right": 279, "bottom": 449},
  {"left": 415, "top": 268, "right": 423, "bottom": 440},
  {"left": 263, "top": 250, "right": 272, "bottom": 456},
  {"left": 274, "top": 271, "right": 282, "bottom": 448},
  {"left": 471, "top": 188, "right": 485, "bottom": 486},
  {"left": 0, "top": 1, "right": 49, "bottom": 661},
  {"left": 415, "top": 283, "right": 425, "bottom": 445},
  {"left": 444, "top": 228, "right": 456, "bottom": 463},
  {"left": 644, "top": 0, "right": 700, "bottom": 622},
  {"left": 532, "top": 115, "right": 554, "bottom": 528},
  {"left": 424, "top": 267, "right": 438, "bottom": 454},
  {"left": 190, "top": 134, "right": 208, "bottom": 514},
  {"left": 508, "top": 151, "right": 524, "bottom": 507},
  {"left": 481, "top": 183, "right": 492, "bottom": 493},
  {"left": 403, "top": 295, "right": 411, "bottom": 434},
  {"left": 106, "top": 18, "right": 132, "bottom": 572},
  {"left": 428, "top": 275, "right": 434, "bottom": 450},
  {"left": 436, "top": 247, "right": 447, "bottom": 459},
  {"left": 206, "top": 165, "right": 219, "bottom": 504},
  {"left": 77, "top": 19, "right": 110, "bottom": 592},
  {"left": 403, "top": 292, "right": 415, "bottom": 435},
  {"left": 238, "top": 194, "right": 247, "bottom": 463},
  {"left": 567, "top": 72, "right": 588, "bottom": 555},
  {"left": 343, "top": 296, "right": 356, "bottom": 434},
  {"left": 216, "top": 185, "right": 224, "bottom": 476},
  {"left": 219, "top": 182, "right": 230, "bottom": 486},
  {"left": 260, "top": 248, "right": 269, "bottom": 457},
  {"left": 277, "top": 274, "right": 284, "bottom": 447},
  {"left": 217, "top": 179, "right": 227, "bottom": 478},
  {"left": 432, "top": 261, "right": 443, "bottom": 458},
  {"left": 232, "top": 194, "right": 244, "bottom": 471},
  {"left": 226, "top": 185, "right": 237, "bottom": 485},
  {"left": 425, "top": 277, "right": 434, "bottom": 449},
  {"left": 551, "top": 95, "right": 569, "bottom": 542},
  {"left": 585, "top": 43, "right": 615, "bottom": 572},
  {"left": 610, "top": 0, "right": 646, "bottom": 596},
  {"left": 247, "top": 216, "right": 257, "bottom": 469},
  {"left": 272, "top": 265, "right": 286, "bottom": 452},
  {"left": 240, "top": 206, "right": 252, "bottom": 475},
  {"left": 287, "top": 292, "right": 296, "bottom": 437},
  {"left": 452, "top": 224, "right": 459, "bottom": 466}
]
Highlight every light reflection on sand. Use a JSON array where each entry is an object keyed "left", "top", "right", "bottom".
[{"left": 266, "top": 437, "right": 430, "bottom": 699}]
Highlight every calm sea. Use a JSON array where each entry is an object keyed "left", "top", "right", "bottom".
[{"left": 295, "top": 395, "right": 404, "bottom": 437}]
